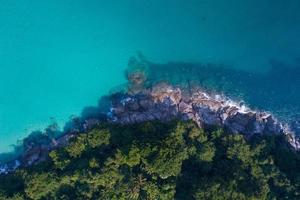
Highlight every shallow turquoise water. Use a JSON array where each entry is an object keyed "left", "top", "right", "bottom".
[{"left": 0, "top": 0, "right": 300, "bottom": 153}]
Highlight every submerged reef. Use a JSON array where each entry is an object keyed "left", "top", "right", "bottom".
[
  {"left": 1, "top": 56, "right": 300, "bottom": 174},
  {"left": 146, "top": 59, "right": 300, "bottom": 124}
]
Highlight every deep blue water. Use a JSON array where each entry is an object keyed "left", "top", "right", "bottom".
[{"left": 0, "top": 0, "right": 300, "bottom": 153}]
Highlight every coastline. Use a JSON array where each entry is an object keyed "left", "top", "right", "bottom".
[
  {"left": 1, "top": 80, "right": 299, "bottom": 175},
  {"left": 1, "top": 56, "right": 300, "bottom": 174}
]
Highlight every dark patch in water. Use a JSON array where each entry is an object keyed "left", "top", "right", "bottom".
[{"left": 146, "top": 59, "right": 300, "bottom": 123}]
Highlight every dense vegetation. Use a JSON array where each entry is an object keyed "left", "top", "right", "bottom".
[{"left": 0, "top": 120, "right": 300, "bottom": 200}]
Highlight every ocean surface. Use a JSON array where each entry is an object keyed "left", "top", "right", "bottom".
[{"left": 0, "top": 0, "right": 300, "bottom": 153}]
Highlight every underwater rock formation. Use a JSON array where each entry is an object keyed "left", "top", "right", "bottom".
[
  {"left": 146, "top": 60, "right": 300, "bottom": 122},
  {"left": 125, "top": 54, "right": 149, "bottom": 95}
]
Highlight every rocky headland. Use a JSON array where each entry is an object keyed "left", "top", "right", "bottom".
[
  {"left": 1, "top": 57, "right": 300, "bottom": 174},
  {"left": 0, "top": 82, "right": 295, "bottom": 173}
]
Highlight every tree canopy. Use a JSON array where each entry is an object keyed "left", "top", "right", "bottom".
[{"left": 0, "top": 120, "right": 300, "bottom": 200}]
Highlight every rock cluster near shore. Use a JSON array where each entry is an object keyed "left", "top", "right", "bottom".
[{"left": 109, "top": 82, "right": 300, "bottom": 149}]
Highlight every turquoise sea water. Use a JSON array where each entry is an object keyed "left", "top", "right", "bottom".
[{"left": 0, "top": 0, "right": 300, "bottom": 153}]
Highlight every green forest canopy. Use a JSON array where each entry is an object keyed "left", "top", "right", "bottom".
[{"left": 0, "top": 120, "right": 300, "bottom": 200}]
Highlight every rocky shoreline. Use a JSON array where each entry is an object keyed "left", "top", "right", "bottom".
[
  {"left": 109, "top": 82, "right": 300, "bottom": 146},
  {"left": 1, "top": 82, "right": 300, "bottom": 174}
]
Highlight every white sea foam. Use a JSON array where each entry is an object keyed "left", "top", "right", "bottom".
[{"left": 121, "top": 97, "right": 133, "bottom": 106}]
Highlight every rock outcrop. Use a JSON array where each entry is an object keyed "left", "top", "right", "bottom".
[{"left": 109, "top": 82, "right": 299, "bottom": 144}]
